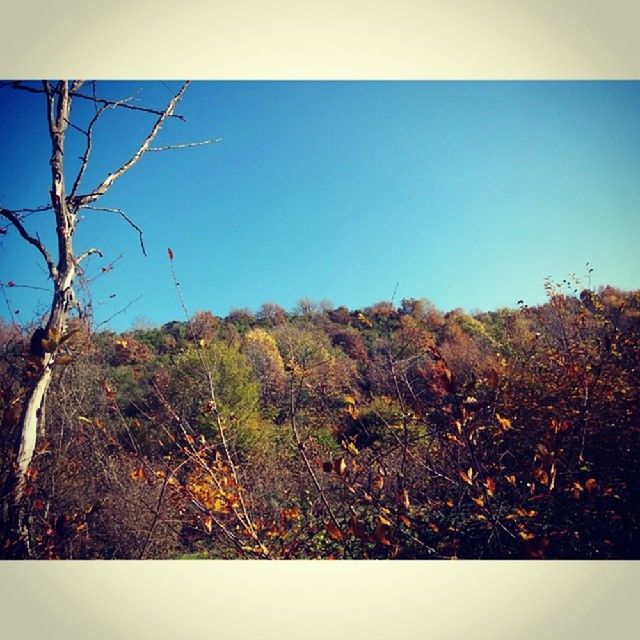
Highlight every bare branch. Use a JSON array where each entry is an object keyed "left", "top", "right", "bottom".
[
  {"left": 0, "top": 208, "right": 57, "bottom": 278},
  {"left": 76, "top": 247, "right": 104, "bottom": 264},
  {"left": 76, "top": 82, "right": 190, "bottom": 206},
  {"left": 11, "top": 81, "right": 186, "bottom": 120},
  {"left": 0, "top": 282, "right": 52, "bottom": 293},
  {"left": 81, "top": 205, "right": 147, "bottom": 256},
  {"left": 94, "top": 295, "right": 143, "bottom": 330},
  {"left": 148, "top": 138, "right": 222, "bottom": 152},
  {"left": 10, "top": 205, "right": 53, "bottom": 215},
  {"left": 69, "top": 103, "right": 109, "bottom": 199}
]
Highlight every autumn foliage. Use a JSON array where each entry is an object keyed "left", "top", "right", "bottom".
[{"left": 1, "top": 282, "right": 639, "bottom": 559}]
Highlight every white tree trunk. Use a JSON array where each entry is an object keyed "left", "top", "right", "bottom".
[{"left": 13, "top": 362, "right": 54, "bottom": 503}]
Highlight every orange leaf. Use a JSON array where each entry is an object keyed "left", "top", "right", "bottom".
[
  {"left": 471, "top": 495, "right": 485, "bottom": 508},
  {"left": 505, "top": 475, "right": 517, "bottom": 486},
  {"left": 459, "top": 468, "right": 474, "bottom": 485},
  {"left": 496, "top": 413, "right": 512, "bottom": 431},
  {"left": 483, "top": 477, "right": 496, "bottom": 496},
  {"left": 130, "top": 466, "right": 145, "bottom": 481},
  {"left": 399, "top": 488, "right": 411, "bottom": 510},
  {"left": 203, "top": 516, "right": 213, "bottom": 533},
  {"left": 585, "top": 478, "right": 598, "bottom": 493}
]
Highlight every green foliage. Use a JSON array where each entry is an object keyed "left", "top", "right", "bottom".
[{"left": 169, "top": 340, "right": 262, "bottom": 452}]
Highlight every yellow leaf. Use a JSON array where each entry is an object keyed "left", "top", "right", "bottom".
[
  {"left": 203, "top": 515, "right": 213, "bottom": 533},
  {"left": 518, "top": 530, "right": 536, "bottom": 541},
  {"left": 356, "top": 312, "right": 372, "bottom": 327},
  {"left": 496, "top": 413, "right": 512, "bottom": 430},
  {"left": 334, "top": 457, "right": 347, "bottom": 476},
  {"left": 377, "top": 514, "right": 393, "bottom": 527},
  {"left": 346, "top": 441, "right": 360, "bottom": 456}
]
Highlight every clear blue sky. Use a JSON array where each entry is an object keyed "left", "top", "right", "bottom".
[{"left": 1, "top": 81, "right": 639, "bottom": 332}]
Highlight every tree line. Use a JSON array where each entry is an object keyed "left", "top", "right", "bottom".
[{"left": 1, "top": 284, "right": 638, "bottom": 558}]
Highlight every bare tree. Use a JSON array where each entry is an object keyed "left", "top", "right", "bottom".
[{"left": 0, "top": 80, "right": 217, "bottom": 529}]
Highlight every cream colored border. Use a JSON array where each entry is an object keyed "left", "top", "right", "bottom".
[
  {"left": 1, "top": 1, "right": 638, "bottom": 639},
  {"left": 2, "top": 0, "right": 640, "bottom": 78}
]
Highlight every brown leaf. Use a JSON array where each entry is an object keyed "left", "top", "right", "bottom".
[
  {"left": 533, "top": 468, "right": 549, "bottom": 486},
  {"left": 372, "top": 473, "right": 385, "bottom": 491},
  {"left": 486, "top": 369, "right": 500, "bottom": 389},
  {"left": 325, "top": 521, "right": 344, "bottom": 542},
  {"left": 167, "top": 247, "right": 174, "bottom": 261},
  {"left": 347, "top": 516, "right": 368, "bottom": 541},
  {"left": 374, "top": 521, "right": 392, "bottom": 546}
]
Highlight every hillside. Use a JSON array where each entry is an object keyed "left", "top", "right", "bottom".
[{"left": 1, "top": 283, "right": 638, "bottom": 559}]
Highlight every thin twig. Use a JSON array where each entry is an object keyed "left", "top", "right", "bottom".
[
  {"left": 94, "top": 295, "right": 143, "bottom": 329},
  {"left": 148, "top": 138, "right": 222, "bottom": 152},
  {"left": 11, "top": 81, "right": 186, "bottom": 121},
  {"left": 81, "top": 206, "right": 147, "bottom": 256},
  {"left": 0, "top": 208, "right": 57, "bottom": 278}
]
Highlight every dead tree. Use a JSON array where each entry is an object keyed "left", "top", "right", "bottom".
[{"left": 0, "top": 80, "right": 217, "bottom": 530}]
